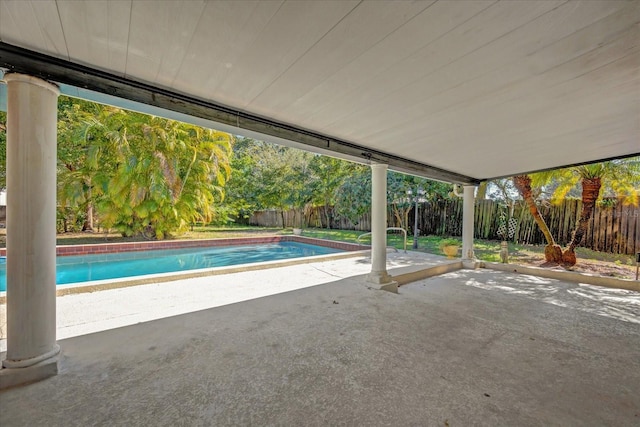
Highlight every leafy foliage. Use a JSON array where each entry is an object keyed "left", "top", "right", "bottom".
[
  {"left": 388, "top": 173, "right": 451, "bottom": 231},
  {"left": 308, "top": 155, "right": 359, "bottom": 228},
  {"left": 2, "top": 98, "right": 468, "bottom": 238},
  {"left": 222, "top": 138, "right": 315, "bottom": 227},
  {"left": 334, "top": 165, "right": 372, "bottom": 226},
  {"left": 532, "top": 158, "right": 640, "bottom": 206},
  {"left": 57, "top": 97, "right": 233, "bottom": 238}
]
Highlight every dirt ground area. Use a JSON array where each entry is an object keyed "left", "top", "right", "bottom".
[{"left": 506, "top": 249, "right": 638, "bottom": 280}]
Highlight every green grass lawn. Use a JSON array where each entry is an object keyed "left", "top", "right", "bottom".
[
  {"left": 298, "top": 228, "right": 637, "bottom": 267},
  {"left": 6, "top": 224, "right": 633, "bottom": 273}
]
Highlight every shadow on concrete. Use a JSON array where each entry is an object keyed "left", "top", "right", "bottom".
[{"left": 445, "top": 269, "right": 640, "bottom": 325}]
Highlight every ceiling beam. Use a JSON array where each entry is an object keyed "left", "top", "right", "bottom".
[{"left": 0, "top": 42, "right": 480, "bottom": 185}]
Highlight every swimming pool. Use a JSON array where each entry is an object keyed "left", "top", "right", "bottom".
[{"left": 0, "top": 241, "right": 343, "bottom": 291}]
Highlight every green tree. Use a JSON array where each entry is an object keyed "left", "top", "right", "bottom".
[
  {"left": 218, "top": 137, "right": 263, "bottom": 224},
  {"left": 255, "top": 143, "right": 302, "bottom": 228},
  {"left": 286, "top": 150, "right": 315, "bottom": 228},
  {"left": 57, "top": 97, "right": 110, "bottom": 231},
  {"left": 387, "top": 172, "right": 453, "bottom": 232},
  {"left": 57, "top": 99, "right": 233, "bottom": 238},
  {"left": 388, "top": 173, "right": 414, "bottom": 231},
  {"left": 334, "top": 167, "right": 452, "bottom": 230},
  {"left": 100, "top": 114, "right": 232, "bottom": 238},
  {"left": 334, "top": 165, "right": 371, "bottom": 227},
  {"left": 222, "top": 139, "right": 316, "bottom": 228},
  {"left": 309, "top": 155, "right": 356, "bottom": 228}
]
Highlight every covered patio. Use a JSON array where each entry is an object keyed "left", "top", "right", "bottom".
[{"left": 0, "top": 0, "right": 639, "bottom": 420}]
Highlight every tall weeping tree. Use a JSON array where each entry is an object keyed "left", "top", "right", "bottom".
[
  {"left": 535, "top": 158, "right": 640, "bottom": 266},
  {"left": 513, "top": 174, "right": 563, "bottom": 263}
]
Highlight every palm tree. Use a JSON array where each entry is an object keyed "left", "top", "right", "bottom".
[
  {"left": 512, "top": 174, "right": 563, "bottom": 263},
  {"left": 57, "top": 98, "right": 119, "bottom": 232},
  {"left": 535, "top": 158, "right": 640, "bottom": 266},
  {"left": 106, "top": 114, "right": 232, "bottom": 238},
  {"left": 57, "top": 100, "right": 233, "bottom": 238}
]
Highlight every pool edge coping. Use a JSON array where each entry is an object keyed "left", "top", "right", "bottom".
[
  {"left": 0, "top": 234, "right": 367, "bottom": 257},
  {"left": 0, "top": 236, "right": 370, "bottom": 302}
]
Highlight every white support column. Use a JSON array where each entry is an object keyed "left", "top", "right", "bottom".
[
  {"left": 461, "top": 185, "right": 477, "bottom": 266},
  {"left": 0, "top": 73, "right": 60, "bottom": 389},
  {"left": 368, "top": 163, "right": 397, "bottom": 293}
]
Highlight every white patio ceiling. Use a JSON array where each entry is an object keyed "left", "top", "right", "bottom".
[{"left": 0, "top": 0, "right": 638, "bottom": 183}]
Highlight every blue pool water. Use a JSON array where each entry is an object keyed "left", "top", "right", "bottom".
[{"left": 0, "top": 242, "right": 342, "bottom": 291}]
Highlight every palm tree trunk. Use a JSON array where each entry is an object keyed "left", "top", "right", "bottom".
[
  {"left": 513, "top": 175, "right": 562, "bottom": 263},
  {"left": 323, "top": 204, "right": 331, "bottom": 229},
  {"left": 82, "top": 184, "right": 94, "bottom": 232},
  {"left": 177, "top": 147, "right": 198, "bottom": 200},
  {"left": 83, "top": 203, "right": 94, "bottom": 231},
  {"left": 562, "top": 177, "right": 601, "bottom": 266},
  {"left": 403, "top": 209, "right": 409, "bottom": 233}
]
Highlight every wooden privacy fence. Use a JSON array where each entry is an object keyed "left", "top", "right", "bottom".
[
  {"left": 249, "top": 199, "right": 640, "bottom": 255},
  {"left": 464, "top": 199, "right": 639, "bottom": 255},
  {"left": 249, "top": 208, "right": 372, "bottom": 231}
]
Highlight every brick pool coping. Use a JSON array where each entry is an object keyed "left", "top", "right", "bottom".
[{"left": 0, "top": 235, "right": 367, "bottom": 257}]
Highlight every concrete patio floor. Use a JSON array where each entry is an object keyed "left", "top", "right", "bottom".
[
  {"left": 0, "top": 250, "right": 452, "bottom": 351},
  {"left": 1, "top": 253, "right": 639, "bottom": 426}
]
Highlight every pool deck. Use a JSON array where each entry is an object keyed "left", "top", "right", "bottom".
[{"left": 1, "top": 251, "right": 640, "bottom": 425}]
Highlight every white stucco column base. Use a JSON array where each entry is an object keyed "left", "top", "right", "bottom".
[
  {"left": 462, "top": 260, "right": 481, "bottom": 270},
  {"left": 0, "top": 351, "right": 60, "bottom": 389},
  {"left": 1, "top": 73, "right": 60, "bottom": 389},
  {"left": 367, "top": 269, "right": 398, "bottom": 293},
  {"left": 367, "top": 163, "right": 397, "bottom": 293}
]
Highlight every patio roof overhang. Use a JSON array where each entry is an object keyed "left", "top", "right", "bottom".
[
  {"left": 0, "top": 0, "right": 639, "bottom": 183},
  {"left": 0, "top": 42, "right": 476, "bottom": 185}
]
